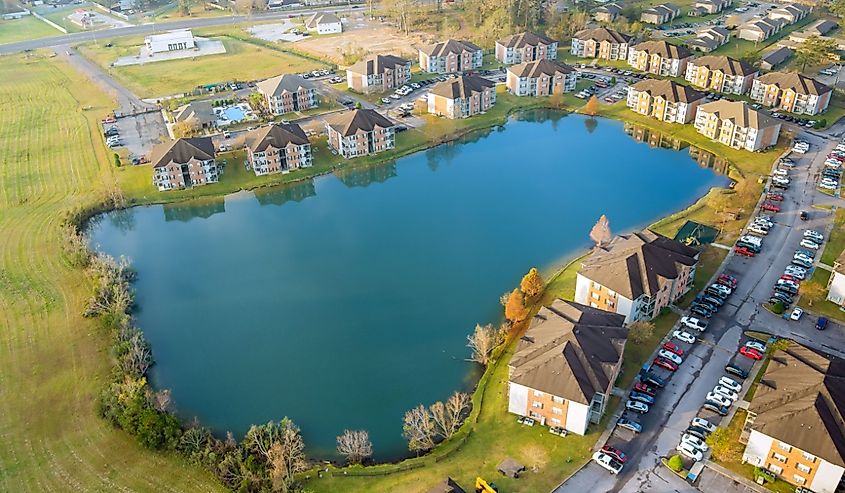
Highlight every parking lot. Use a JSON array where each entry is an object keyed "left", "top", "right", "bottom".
[{"left": 104, "top": 110, "right": 167, "bottom": 161}]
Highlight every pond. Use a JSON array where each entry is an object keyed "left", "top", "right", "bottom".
[{"left": 88, "top": 111, "right": 730, "bottom": 460}]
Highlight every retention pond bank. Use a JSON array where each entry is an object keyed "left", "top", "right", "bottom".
[{"left": 88, "top": 111, "right": 729, "bottom": 460}]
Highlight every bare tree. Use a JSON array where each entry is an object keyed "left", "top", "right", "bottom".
[
  {"left": 590, "top": 214, "right": 612, "bottom": 248},
  {"left": 402, "top": 405, "right": 436, "bottom": 453},
  {"left": 119, "top": 330, "right": 153, "bottom": 378},
  {"left": 445, "top": 391, "right": 471, "bottom": 436},
  {"left": 429, "top": 401, "right": 448, "bottom": 439},
  {"left": 336, "top": 429, "right": 373, "bottom": 464},
  {"left": 499, "top": 291, "right": 510, "bottom": 307},
  {"left": 153, "top": 389, "right": 171, "bottom": 412},
  {"left": 268, "top": 418, "right": 307, "bottom": 493},
  {"left": 467, "top": 323, "right": 497, "bottom": 365}
]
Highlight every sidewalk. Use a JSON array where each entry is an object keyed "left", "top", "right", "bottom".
[{"left": 702, "top": 460, "right": 770, "bottom": 493}]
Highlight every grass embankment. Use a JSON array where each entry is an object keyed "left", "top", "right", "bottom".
[
  {"left": 798, "top": 208, "right": 845, "bottom": 321},
  {"left": 0, "top": 54, "right": 221, "bottom": 491},
  {"left": 0, "top": 15, "right": 62, "bottom": 44},
  {"left": 77, "top": 35, "right": 325, "bottom": 98}
]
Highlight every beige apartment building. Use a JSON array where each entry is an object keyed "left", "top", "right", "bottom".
[
  {"left": 574, "top": 230, "right": 699, "bottom": 323},
  {"left": 150, "top": 137, "right": 218, "bottom": 191},
  {"left": 506, "top": 59, "right": 577, "bottom": 96},
  {"left": 325, "top": 109, "right": 396, "bottom": 159},
  {"left": 627, "top": 79, "right": 705, "bottom": 124},
  {"left": 684, "top": 55, "right": 758, "bottom": 94},
  {"left": 640, "top": 3, "right": 681, "bottom": 24},
  {"left": 346, "top": 54, "right": 411, "bottom": 94},
  {"left": 256, "top": 74, "right": 317, "bottom": 116},
  {"left": 750, "top": 72, "right": 832, "bottom": 116},
  {"left": 508, "top": 299, "right": 628, "bottom": 435},
  {"left": 428, "top": 75, "right": 496, "bottom": 119},
  {"left": 627, "top": 40, "right": 693, "bottom": 77},
  {"left": 244, "top": 123, "right": 312, "bottom": 176},
  {"left": 418, "top": 39, "right": 483, "bottom": 74},
  {"left": 570, "top": 28, "right": 632, "bottom": 61},
  {"left": 495, "top": 32, "right": 558, "bottom": 65},
  {"left": 694, "top": 100, "right": 781, "bottom": 152},
  {"left": 594, "top": 3, "right": 622, "bottom": 22}
]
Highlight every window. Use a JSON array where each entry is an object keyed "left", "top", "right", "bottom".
[
  {"left": 532, "top": 401, "right": 543, "bottom": 409},
  {"left": 552, "top": 407, "right": 563, "bottom": 415},
  {"left": 552, "top": 396, "right": 564, "bottom": 404},
  {"left": 767, "top": 464, "right": 783, "bottom": 475},
  {"left": 772, "top": 453, "right": 787, "bottom": 464},
  {"left": 796, "top": 463, "right": 811, "bottom": 474},
  {"left": 550, "top": 418, "right": 561, "bottom": 426},
  {"left": 591, "top": 292, "right": 600, "bottom": 300},
  {"left": 533, "top": 390, "right": 543, "bottom": 397},
  {"left": 778, "top": 442, "right": 792, "bottom": 453},
  {"left": 793, "top": 475, "right": 805, "bottom": 485},
  {"left": 801, "top": 452, "right": 816, "bottom": 462},
  {"left": 607, "top": 289, "right": 616, "bottom": 297}
]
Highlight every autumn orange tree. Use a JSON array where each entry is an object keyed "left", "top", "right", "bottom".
[
  {"left": 520, "top": 267, "right": 544, "bottom": 299},
  {"left": 505, "top": 289, "right": 529, "bottom": 323},
  {"left": 584, "top": 95, "right": 599, "bottom": 116}
]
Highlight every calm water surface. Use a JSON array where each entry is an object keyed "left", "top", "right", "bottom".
[{"left": 89, "top": 112, "right": 729, "bottom": 460}]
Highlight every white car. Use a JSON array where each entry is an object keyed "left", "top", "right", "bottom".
[
  {"left": 800, "top": 239, "right": 821, "bottom": 250},
  {"left": 790, "top": 307, "right": 804, "bottom": 320},
  {"left": 773, "top": 168, "right": 788, "bottom": 177},
  {"left": 681, "top": 433, "right": 710, "bottom": 452},
  {"left": 658, "top": 349, "right": 683, "bottom": 365},
  {"left": 753, "top": 218, "right": 774, "bottom": 228},
  {"left": 713, "top": 385, "right": 739, "bottom": 402},
  {"left": 718, "top": 376, "right": 742, "bottom": 394},
  {"left": 677, "top": 442, "right": 703, "bottom": 461},
  {"left": 804, "top": 230, "right": 824, "bottom": 242},
  {"left": 681, "top": 316, "right": 708, "bottom": 332},
  {"left": 820, "top": 181, "right": 838, "bottom": 190},
  {"left": 747, "top": 226, "right": 768, "bottom": 236},
  {"left": 691, "top": 417, "right": 717, "bottom": 434},
  {"left": 706, "top": 392, "right": 732, "bottom": 407},
  {"left": 592, "top": 452, "right": 623, "bottom": 474},
  {"left": 772, "top": 176, "right": 790, "bottom": 185},
  {"left": 745, "top": 340, "right": 767, "bottom": 353},
  {"left": 673, "top": 330, "right": 696, "bottom": 344},
  {"left": 709, "top": 283, "right": 732, "bottom": 296},
  {"left": 785, "top": 266, "right": 807, "bottom": 279},
  {"left": 626, "top": 400, "right": 649, "bottom": 414},
  {"left": 381, "top": 97, "right": 392, "bottom": 104}
]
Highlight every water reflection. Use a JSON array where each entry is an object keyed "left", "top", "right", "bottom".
[
  {"left": 254, "top": 180, "right": 317, "bottom": 207},
  {"left": 335, "top": 161, "right": 398, "bottom": 188},
  {"left": 162, "top": 197, "right": 226, "bottom": 222},
  {"left": 623, "top": 122, "right": 729, "bottom": 174}
]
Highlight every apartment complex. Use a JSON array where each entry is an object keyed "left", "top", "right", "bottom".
[
  {"left": 428, "top": 75, "right": 496, "bottom": 119},
  {"left": 574, "top": 229, "right": 699, "bottom": 323},
  {"left": 750, "top": 72, "right": 832, "bottom": 116},
  {"left": 256, "top": 74, "right": 317, "bottom": 116},
  {"left": 594, "top": 3, "right": 622, "bottom": 22},
  {"left": 346, "top": 54, "right": 411, "bottom": 94},
  {"left": 169, "top": 100, "right": 216, "bottom": 138},
  {"left": 768, "top": 3, "right": 811, "bottom": 24},
  {"left": 741, "top": 343, "right": 845, "bottom": 493},
  {"left": 419, "top": 39, "right": 483, "bottom": 74},
  {"left": 506, "top": 59, "right": 577, "bottom": 96},
  {"left": 738, "top": 17, "right": 786, "bottom": 42},
  {"left": 570, "top": 28, "right": 632, "bottom": 61},
  {"left": 627, "top": 79, "right": 705, "bottom": 123},
  {"left": 640, "top": 3, "right": 681, "bottom": 24},
  {"left": 325, "top": 109, "right": 396, "bottom": 159},
  {"left": 627, "top": 40, "right": 693, "bottom": 77},
  {"left": 692, "top": 0, "right": 731, "bottom": 15},
  {"left": 694, "top": 100, "right": 781, "bottom": 152},
  {"left": 150, "top": 137, "right": 217, "bottom": 191},
  {"left": 507, "top": 299, "right": 628, "bottom": 434},
  {"left": 495, "top": 32, "right": 558, "bottom": 65},
  {"left": 244, "top": 123, "right": 312, "bottom": 176},
  {"left": 684, "top": 55, "right": 758, "bottom": 94},
  {"left": 687, "top": 26, "right": 731, "bottom": 52}
]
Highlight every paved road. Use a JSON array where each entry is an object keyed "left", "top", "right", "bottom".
[
  {"left": 557, "top": 131, "right": 845, "bottom": 493},
  {"left": 0, "top": 5, "right": 362, "bottom": 54}
]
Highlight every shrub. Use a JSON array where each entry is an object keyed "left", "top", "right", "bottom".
[
  {"left": 667, "top": 454, "right": 684, "bottom": 472},
  {"left": 771, "top": 301, "right": 785, "bottom": 314}
]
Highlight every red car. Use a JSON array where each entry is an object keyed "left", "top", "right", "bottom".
[
  {"left": 601, "top": 445, "right": 628, "bottom": 463},
  {"left": 717, "top": 274, "right": 738, "bottom": 288},
  {"left": 761, "top": 202, "right": 781, "bottom": 213},
  {"left": 662, "top": 341, "right": 684, "bottom": 356},
  {"left": 780, "top": 275, "right": 800, "bottom": 283},
  {"left": 633, "top": 382, "right": 656, "bottom": 397},
  {"left": 101, "top": 116, "right": 116, "bottom": 124},
  {"left": 653, "top": 356, "right": 678, "bottom": 372},
  {"left": 735, "top": 246, "right": 755, "bottom": 257},
  {"left": 739, "top": 346, "right": 764, "bottom": 360},
  {"left": 766, "top": 193, "right": 784, "bottom": 201}
]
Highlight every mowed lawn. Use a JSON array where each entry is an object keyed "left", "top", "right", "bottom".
[
  {"left": 78, "top": 36, "right": 326, "bottom": 98},
  {"left": 0, "top": 16, "right": 62, "bottom": 45},
  {"left": 0, "top": 54, "right": 221, "bottom": 492}
]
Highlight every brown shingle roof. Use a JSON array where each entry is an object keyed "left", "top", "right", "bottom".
[
  {"left": 150, "top": 137, "right": 214, "bottom": 168},
  {"left": 510, "top": 300, "right": 627, "bottom": 405},
  {"left": 244, "top": 123, "right": 309, "bottom": 152},
  {"left": 689, "top": 55, "right": 757, "bottom": 76},
  {"left": 573, "top": 27, "right": 631, "bottom": 44},
  {"left": 579, "top": 229, "right": 699, "bottom": 300},
  {"left": 748, "top": 343, "right": 845, "bottom": 468},
  {"left": 430, "top": 75, "right": 495, "bottom": 99},
  {"left": 697, "top": 100, "right": 779, "bottom": 129},
  {"left": 631, "top": 40, "right": 693, "bottom": 59},
  {"left": 256, "top": 74, "right": 313, "bottom": 97},
  {"left": 327, "top": 109, "right": 394, "bottom": 137},
  {"left": 508, "top": 59, "right": 574, "bottom": 78},
  {"left": 596, "top": 3, "right": 623, "bottom": 14},
  {"left": 630, "top": 78, "right": 705, "bottom": 103},
  {"left": 497, "top": 31, "right": 556, "bottom": 48},
  {"left": 420, "top": 39, "right": 481, "bottom": 57},
  {"left": 347, "top": 54, "right": 410, "bottom": 76},
  {"left": 173, "top": 100, "right": 216, "bottom": 126},
  {"left": 426, "top": 478, "right": 466, "bottom": 493},
  {"left": 756, "top": 71, "right": 832, "bottom": 96}
]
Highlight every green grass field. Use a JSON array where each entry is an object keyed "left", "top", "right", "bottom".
[
  {"left": 78, "top": 36, "right": 326, "bottom": 98},
  {"left": 0, "top": 15, "right": 62, "bottom": 44},
  {"left": 0, "top": 53, "right": 222, "bottom": 492}
]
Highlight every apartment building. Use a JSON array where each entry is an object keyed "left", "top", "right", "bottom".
[
  {"left": 627, "top": 40, "right": 693, "bottom": 77},
  {"left": 768, "top": 3, "right": 811, "bottom": 24},
  {"left": 738, "top": 17, "right": 786, "bottom": 42},
  {"left": 574, "top": 229, "right": 699, "bottom": 323},
  {"left": 594, "top": 3, "right": 622, "bottom": 22},
  {"left": 150, "top": 137, "right": 217, "bottom": 191},
  {"left": 244, "top": 123, "right": 312, "bottom": 176},
  {"left": 684, "top": 55, "right": 758, "bottom": 94},
  {"left": 640, "top": 3, "right": 680, "bottom": 24},
  {"left": 570, "top": 28, "right": 632, "bottom": 61},
  {"left": 419, "top": 39, "right": 483, "bottom": 74},
  {"left": 826, "top": 250, "right": 845, "bottom": 306},
  {"left": 495, "top": 32, "right": 558, "bottom": 64},
  {"left": 428, "top": 75, "right": 496, "bottom": 118},
  {"left": 508, "top": 299, "right": 628, "bottom": 434},
  {"left": 750, "top": 72, "right": 832, "bottom": 115},
  {"left": 506, "top": 59, "right": 577, "bottom": 96},
  {"left": 741, "top": 343, "right": 845, "bottom": 493},
  {"left": 169, "top": 100, "right": 216, "bottom": 138},
  {"left": 687, "top": 26, "right": 731, "bottom": 52},
  {"left": 692, "top": 0, "right": 731, "bottom": 15},
  {"left": 694, "top": 100, "right": 781, "bottom": 151},
  {"left": 256, "top": 74, "right": 317, "bottom": 116},
  {"left": 346, "top": 54, "right": 411, "bottom": 94},
  {"left": 325, "top": 109, "right": 396, "bottom": 159},
  {"left": 760, "top": 46, "right": 794, "bottom": 70},
  {"left": 626, "top": 79, "right": 705, "bottom": 123}
]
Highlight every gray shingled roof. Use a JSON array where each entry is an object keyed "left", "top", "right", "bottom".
[
  {"left": 256, "top": 74, "right": 313, "bottom": 97},
  {"left": 421, "top": 39, "right": 481, "bottom": 57},
  {"left": 573, "top": 27, "right": 631, "bottom": 44},
  {"left": 631, "top": 40, "right": 693, "bottom": 59},
  {"left": 244, "top": 123, "right": 309, "bottom": 152},
  {"left": 305, "top": 12, "right": 340, "bottom": 28},
  {"left": 347, "top": 54, "right": 410, "bottom": 76},
  {"left": 173, "top": 100, "right": 216, "bottom": 126},
  {"left": 689, "top": 55, "right": 756, "bottom": 76},
  {"left": 508, "top": 59, "right": 574, "bottom": 78},
  {"left": 150, "top": 137, "right": 215, "bottom": 168},
  {"left": 429, "top": 75, "right": 495, "bottom": 99},
  {"left": 327, "top": 108, "right": 394, "bottom": 137},
  {"left": 497, "top": 31, "right": 556, "bottom": 48},
  {"left": 630, "top": 78, "right": 705, "bottom": 103}
]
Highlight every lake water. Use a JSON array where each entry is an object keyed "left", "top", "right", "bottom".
[{"left": 88, "top": 112, "right": 729, "bottom": 460}]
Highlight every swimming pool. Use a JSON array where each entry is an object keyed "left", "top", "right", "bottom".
[{"left": 220, "top": 106, "right": 246, "bottom": 121}]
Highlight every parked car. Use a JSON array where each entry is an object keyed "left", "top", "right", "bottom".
[
  {"left": 709, "top": 283, "right": 732, "bottom": 296},
  {"left": 792, "top": 257, "right": 813, "bottom": 268},
  {"left": 785, "top": 266, "right": 807, "bottom": 279},
  {"left": 775, "top": 284, "right": 798, "bottom": 295},
  {"left": 685, "top": 426, "right": 709, "bottom": 440},
  {"left": 629, "top": 391, "right": 655, "bottom": 405},
  {"left": 662, "top": 341, "right": 684, "bottom": 356},
  {"left": 816, "top": 317, "right": 829, "bottom": 330},
  {"left": 766, "top": 193, "right": 783, "bottom": 201},
  {"left": 790, "top": 307, "right": 804, "bottom": 321},
  {"left": 681, "top": 316, "right": 708, "bottom": 332},
  {"left": 681, "top": 433, "right": 710, "bottom": 452},
  {"left": 592, "top": 452, "right": 624, "bottom": 474},
  {"left": 702, "top": 401, "right": 729, "bottom": 416},
  {"left": 735, "top": 246, "right": 756, "bottom": 257},
  {"left": 676, "top": 442, "right": 703, "bottom": 461},
  {"left": 761, "top": 202, "right": 781, "bottom": 212},
  {"left": 673, "top": 330, "right": 696, "bottom": 344},
  {"left": 706, "top": 392, "right": 732, "bottom": 407},
  {"left": 770, "top": 292, "right": 794, "bottom": 305},
  {"left": 653, "top": 356, "right": 678, "bottom": 372},
  {"left": 600, "top": 445, "right": 628, "bottom": 464},
  {"left": 725, "top": 363, "right": 749, "bottom": 379},
  {"left": 691, "top": 416, "right": 717, "bottom": 433},
  {"left": 739, "top": 346, "right": 763, "bottom": 360},
  {"left": 658, "top": 349, "right": 683, "bottom": 365},
  {"left": 634, "top": 382, "right": 657, "bottom": 396},
  {"left": 617, "top": 417, "right": 642, "bottom": 433},
  {"left": 713, "top": 385, "right": 739, "bottom": 402},
  {"left": 745, "top": 340, "right": 767, "bottom": 353},
  {"left": 641, "top": 371, "right": 666, "bottom": 388},
  {"left": 800, "top": 239, "right": 821, "bottom": 250},
  {"left": 717, "top": 274, "right": 738, "bottom": 288}
]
